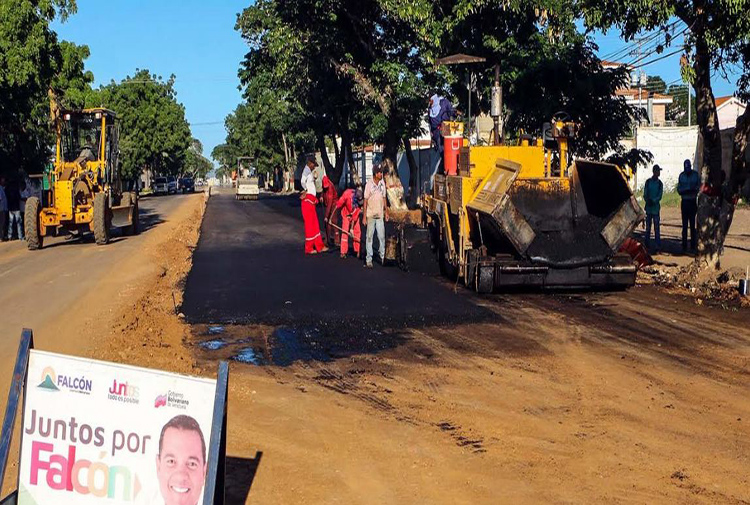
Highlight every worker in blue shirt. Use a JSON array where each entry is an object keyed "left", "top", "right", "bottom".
[
  {"left": 677, "top": 159, "right": 701, "bottom": 252},
  {"left": 643, "top": 165, "right": 663, "bottom": 251}
]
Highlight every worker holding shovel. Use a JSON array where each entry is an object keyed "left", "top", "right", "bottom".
[{"left": 332, "top": 187, "right": 363, "bottom": 258}]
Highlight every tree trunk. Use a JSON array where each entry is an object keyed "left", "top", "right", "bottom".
[
  {"left": 317, "top": 133, "right": 334, "bottom": 177},
  {"left": 330, "top": 134, "right": 344, "bottom": 186},
  {"left": 282, "top": 132, "right": 292, "bottom": 193},
  {"left": 340, "top": 122, "right": 358, "bottom": 186},
  {"left": 403, "top": 137, "right": 420, "bottom": 208},
  {"left": 693, "top": 26, "right": 727, "bottom": 269},
  {"left": 383, "top": 119, "right": 407, "bottom": 211}
]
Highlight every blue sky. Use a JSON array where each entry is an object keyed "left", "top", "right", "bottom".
[
  {"left": 53, "top": 0, "right": 249, "bottom": 163},
  {"left": 53, "top": 4, "right": 740, "bottom": 165}
]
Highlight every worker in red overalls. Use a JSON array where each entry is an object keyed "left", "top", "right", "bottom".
[
  {"left": 321, "top": 174, "right": 339, "bottom": 247},
  {"left": 300, "top": 156, "right": 327, "bottom": 255},
  {"left": 335, "top": 187, "right": 363, "bottom": 258}
]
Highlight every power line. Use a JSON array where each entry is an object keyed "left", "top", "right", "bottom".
[{"left": 631, "top": 47, "right": 685, "bottom": 70}]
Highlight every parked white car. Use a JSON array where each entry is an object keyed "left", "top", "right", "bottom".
[{"left": 153, "top": 177, "right": 169, "bottom": 195}]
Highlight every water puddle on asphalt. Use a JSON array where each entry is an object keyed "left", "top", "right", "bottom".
[
  {"left": 199, "top": 339, "right": 227, "bottom": 351},
  {"left": 195, "top": 324, "right": 402, "bottom": 367},
  {"left": 269, "top": 327, "right": 331, "bottom": 366},
  {"left": 231, "top": 347, "right": 265, "bottom": 365}
]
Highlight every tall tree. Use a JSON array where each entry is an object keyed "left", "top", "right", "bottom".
[
  {"left": 0, "top": 0, "right": 86, "bottom": 176},
  {"left": 184, "top": 138, "right": 213, "bottom": 179},
  {"left": 90, "top": 70, "right": 192, "bottom": 179},
  {"left": 579, "top": 1, "right": 750, "bottom": 269}
]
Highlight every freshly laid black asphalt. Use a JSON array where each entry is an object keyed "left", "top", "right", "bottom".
[{"left": 181, "top": 191, "right": 495, "bottom": 328}]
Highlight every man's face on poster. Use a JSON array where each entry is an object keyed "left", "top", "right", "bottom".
[{"left": 156, "top": 427, "right": 207, "bottom": 505}]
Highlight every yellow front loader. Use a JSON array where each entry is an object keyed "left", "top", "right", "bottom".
[{"left": 25, "top": 108, "right": 138, "bottom": 250}]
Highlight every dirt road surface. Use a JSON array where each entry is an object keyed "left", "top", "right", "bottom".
[
  {"left": 0, "top": 192, "right": 206, "bottom": 495},
  {"left": 182, "top": 193, "right": 750, "bottom": 504},
  {"left": 1, "top": 190, "right": 748, "bottom": 504}
]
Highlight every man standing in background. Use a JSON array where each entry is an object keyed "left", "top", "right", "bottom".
[
  {"left": 363, "top": 163, "right": 388, "bottom": 268},
  {"left": 0, "top": 177, "right": 7, "bottom": 241},
  {"left": 643, "top": 165, "right": 663, "bottom": 251},
  {"left": 5, "top": 179, "right": 23, "bottom": 241},
  {"left": 677, "top": 159, "right": 701, "bottom": 252}
]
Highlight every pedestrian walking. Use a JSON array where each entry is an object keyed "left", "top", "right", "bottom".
[
  {"left": 0, "top": 177, "right": 7, "bottom": 241},
  {"left": 300, "top": 156, "right": 327, "bottom": 255},
  {"left": 677, "top": 159, "right": 700, "bottom": 252},
  {"left": 321, "top": 174, "right": 338, "bottom": 247},
  {"left": 643, "top": 165, "right": 663, "bottom": 251},
  {"left": 335, "top": 187, "right": 363, "bottom": 258},
  {"left": 6, "top": 181, "right": 23, "bottom": 241},
  {"left": 363, "top": 163, "right": 388, "bottom": 268}
]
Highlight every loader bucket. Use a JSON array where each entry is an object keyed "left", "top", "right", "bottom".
[{"left": 468, "top": 159, "right": 643, "bottom": 268}]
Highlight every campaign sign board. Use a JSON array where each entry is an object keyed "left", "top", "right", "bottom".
[{"left": 17, "top": 350, "right": 217, "bottom": 505}]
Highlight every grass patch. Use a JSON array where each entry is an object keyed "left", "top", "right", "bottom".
[
  {"left": 634, "top": 190, "right": 682, "bottom": 208},
  {"left": 635, "top": 191, "right": 748, "bottom": 209}
]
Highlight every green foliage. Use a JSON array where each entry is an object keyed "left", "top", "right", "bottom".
[
  {"left": 646, "top": 75, "right": 666, "bottom": 94},
  {"left": 184, "top": 138, "right": 213, "bottom": 179},
  {"left": 0, "top": 0, "right": 84, "bottom": 176},
  {"left": 666, "top": 84, "right": 696, "bottom": 126},
  {"left": 90, "top": 70, "right": 192, "bottom": 179}
]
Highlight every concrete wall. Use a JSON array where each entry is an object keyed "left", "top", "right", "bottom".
[{"left": 634, "top": 126, "right": 700, "bottom": 190}]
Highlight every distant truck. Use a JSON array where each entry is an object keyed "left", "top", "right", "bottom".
[{"left": 236, "top": 175, "right": 259, "bottom": 200}]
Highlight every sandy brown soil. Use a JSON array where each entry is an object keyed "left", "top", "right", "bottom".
[
  {"left": 192, "top": 285, "right": 750, "bottom": 504},
  {"left": 3, "top": 192, "right": 749, "bottom": 504}
]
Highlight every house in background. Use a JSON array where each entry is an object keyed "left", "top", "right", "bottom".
[
  {"left": 601, "top": 60, "right": 674, "bottom": 127},
  {"left": 715, "top": 96, "right": 747, "bottom": 130}
]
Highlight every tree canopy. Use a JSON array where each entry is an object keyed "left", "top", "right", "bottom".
[
  {"left": 88, "top": 70, "right": 192, "bottom": 179},
  {"left": 579, "top": 0, "right": 750, "bottom": 266},
  {"left": 0, "top": 0, "right": 86, "bottom": 176}
]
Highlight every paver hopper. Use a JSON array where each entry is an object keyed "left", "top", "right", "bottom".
[{"left": 421, "top": 121, "right": 643, "bottom": 291}]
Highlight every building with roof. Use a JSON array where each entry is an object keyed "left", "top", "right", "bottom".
[
  {"left": 602, "top": 60, "right": 674, "bottom": 127},
  {"left": 715, "top": 96, "right": 747, "bottom": 130}
]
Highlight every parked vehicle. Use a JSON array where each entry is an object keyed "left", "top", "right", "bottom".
[
  {"left": 179, "top": 177, "right": 195, "bottom": 193},
  {"left": 153, "top": 177, "right": 169, "bottom": 195},
  {"left": 167, "top": 176, "right": 178, "bottom": 194}
]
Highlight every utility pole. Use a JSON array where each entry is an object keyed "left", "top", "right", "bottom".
[
  {"left": 688, "top": 87, "right": 691, "bottom": 126},
  {"left": 630, "top": 37, "right": 646, "bottom": 189}
]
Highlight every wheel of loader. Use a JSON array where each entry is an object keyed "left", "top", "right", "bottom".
[
  {"left": 476, "top": 264, "right": 494, "bottom": 294},
  {"left": 93, "top": 192, "right": 111, "bottom": 245},
  {"left": 24, "top": 196, "right": 43, "bottom": 250}
]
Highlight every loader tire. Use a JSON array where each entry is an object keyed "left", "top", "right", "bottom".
[
  {"left": 93, "top": 192, "right": 111, "bottom": 245},
  {"left": 24, "top": 196, "right": 43, "bottom": 250}
]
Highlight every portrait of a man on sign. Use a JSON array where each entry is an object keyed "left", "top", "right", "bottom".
[{"left": 154, "top": 415, "right": 207, "bottom": 505}]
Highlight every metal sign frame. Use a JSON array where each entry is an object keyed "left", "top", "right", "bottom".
[
  {"left": 0, "top": 330, "right": 229, "bottom": 505},
  {"left": 0, "top": 329, "right": 33, "bottom": 505}
]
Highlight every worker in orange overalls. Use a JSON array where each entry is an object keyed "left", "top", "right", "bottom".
[
  {"left": 335, "top": 187, "right": 363, "bottom": 258},
  {"left": 321, "top": 174, "right": 339, "bottom": 247},
  {"left": 300, "top": 157, "right": 327, "bottom": 255}
]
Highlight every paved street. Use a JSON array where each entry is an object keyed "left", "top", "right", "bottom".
[{"left": 182, "top": 191, "right": 492, "bottom": 327}]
